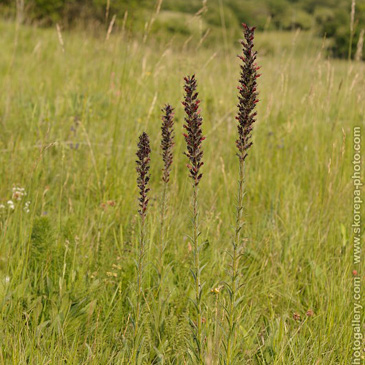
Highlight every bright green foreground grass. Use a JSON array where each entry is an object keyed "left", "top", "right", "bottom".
[{"left": 0, "top": 20, "right": 364, "bottom": 364}]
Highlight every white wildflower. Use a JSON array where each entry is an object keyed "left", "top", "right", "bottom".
[
  {"left": 12, "top": 186, "right": 27, "bottom": 201},
  {"left": 7, "top": 200, "right": 15, "bottom": 210},
  {"left": 24, "top": 201, "right": 30, "bottom": 213}
]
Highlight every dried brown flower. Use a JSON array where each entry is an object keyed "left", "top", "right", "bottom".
[{"left": 306, "top": 309, "right": 314, "bottom": 317}]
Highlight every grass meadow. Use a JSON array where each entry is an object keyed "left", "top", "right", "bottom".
[{"left": 0, "top": 19, "right": 364, "bottom": 363}]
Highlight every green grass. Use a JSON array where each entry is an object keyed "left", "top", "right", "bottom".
[{"left": 0, "top": 19, "right": 364, "bottom": 363}]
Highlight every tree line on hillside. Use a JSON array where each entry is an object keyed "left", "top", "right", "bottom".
[{"left": 0, "top": 0, "right": 363, "bottom": 59}]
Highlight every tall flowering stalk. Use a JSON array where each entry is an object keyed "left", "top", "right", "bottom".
[
  {"left": 147, "top": 105, "right": 175, "bottom": 363},
  {"left": 133, "top": 132, "right": 151, "bottom": 350},
  {"left": 159, "top": 104, "right": 175, "bottom": 271},
  {"left": 226, "top": 24, "right": 260, "bottom": 363},
  {"left": 182, "top": 74, "right": 205, "bottom": 363}
]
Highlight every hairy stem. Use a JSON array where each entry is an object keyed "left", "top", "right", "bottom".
[
  {"left": 159, "top": 181, "right": 168, "bottom": 274},
  {"left": 135, "top": 214, "right": 145, "bottom": 334},
  {"left": 193, "top": 184, "right": 203, "bottom": 363},
  {"left": 227, "top": 157, "right": 244, "bottom": 363},
  {"left": 132, "top": 214, "right": 145, "bottom": 364}
]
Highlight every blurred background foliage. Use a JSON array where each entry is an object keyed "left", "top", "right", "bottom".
[{"left": 0, "top": 0, "right": 364, "bottom": 58}]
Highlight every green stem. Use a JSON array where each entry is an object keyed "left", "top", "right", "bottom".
[
  {"left": 159, "top": 182, "right": 168, "bottom": 275},
  {"left": 227, "top": 157, "right": 244, "bottom": 364},
  {"left": 132, "top": 214, "right": 145, "bottom": 361},
  {"left": 193, "top": 185, "right": 203, "bottom": 363}
]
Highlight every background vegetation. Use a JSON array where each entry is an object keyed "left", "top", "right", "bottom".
[
  {"left": 0, "top": 1, "right": 364, "bottom": 363},
  {"left": 0, "top": 0, "right": 364, "bottom": 59}
]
